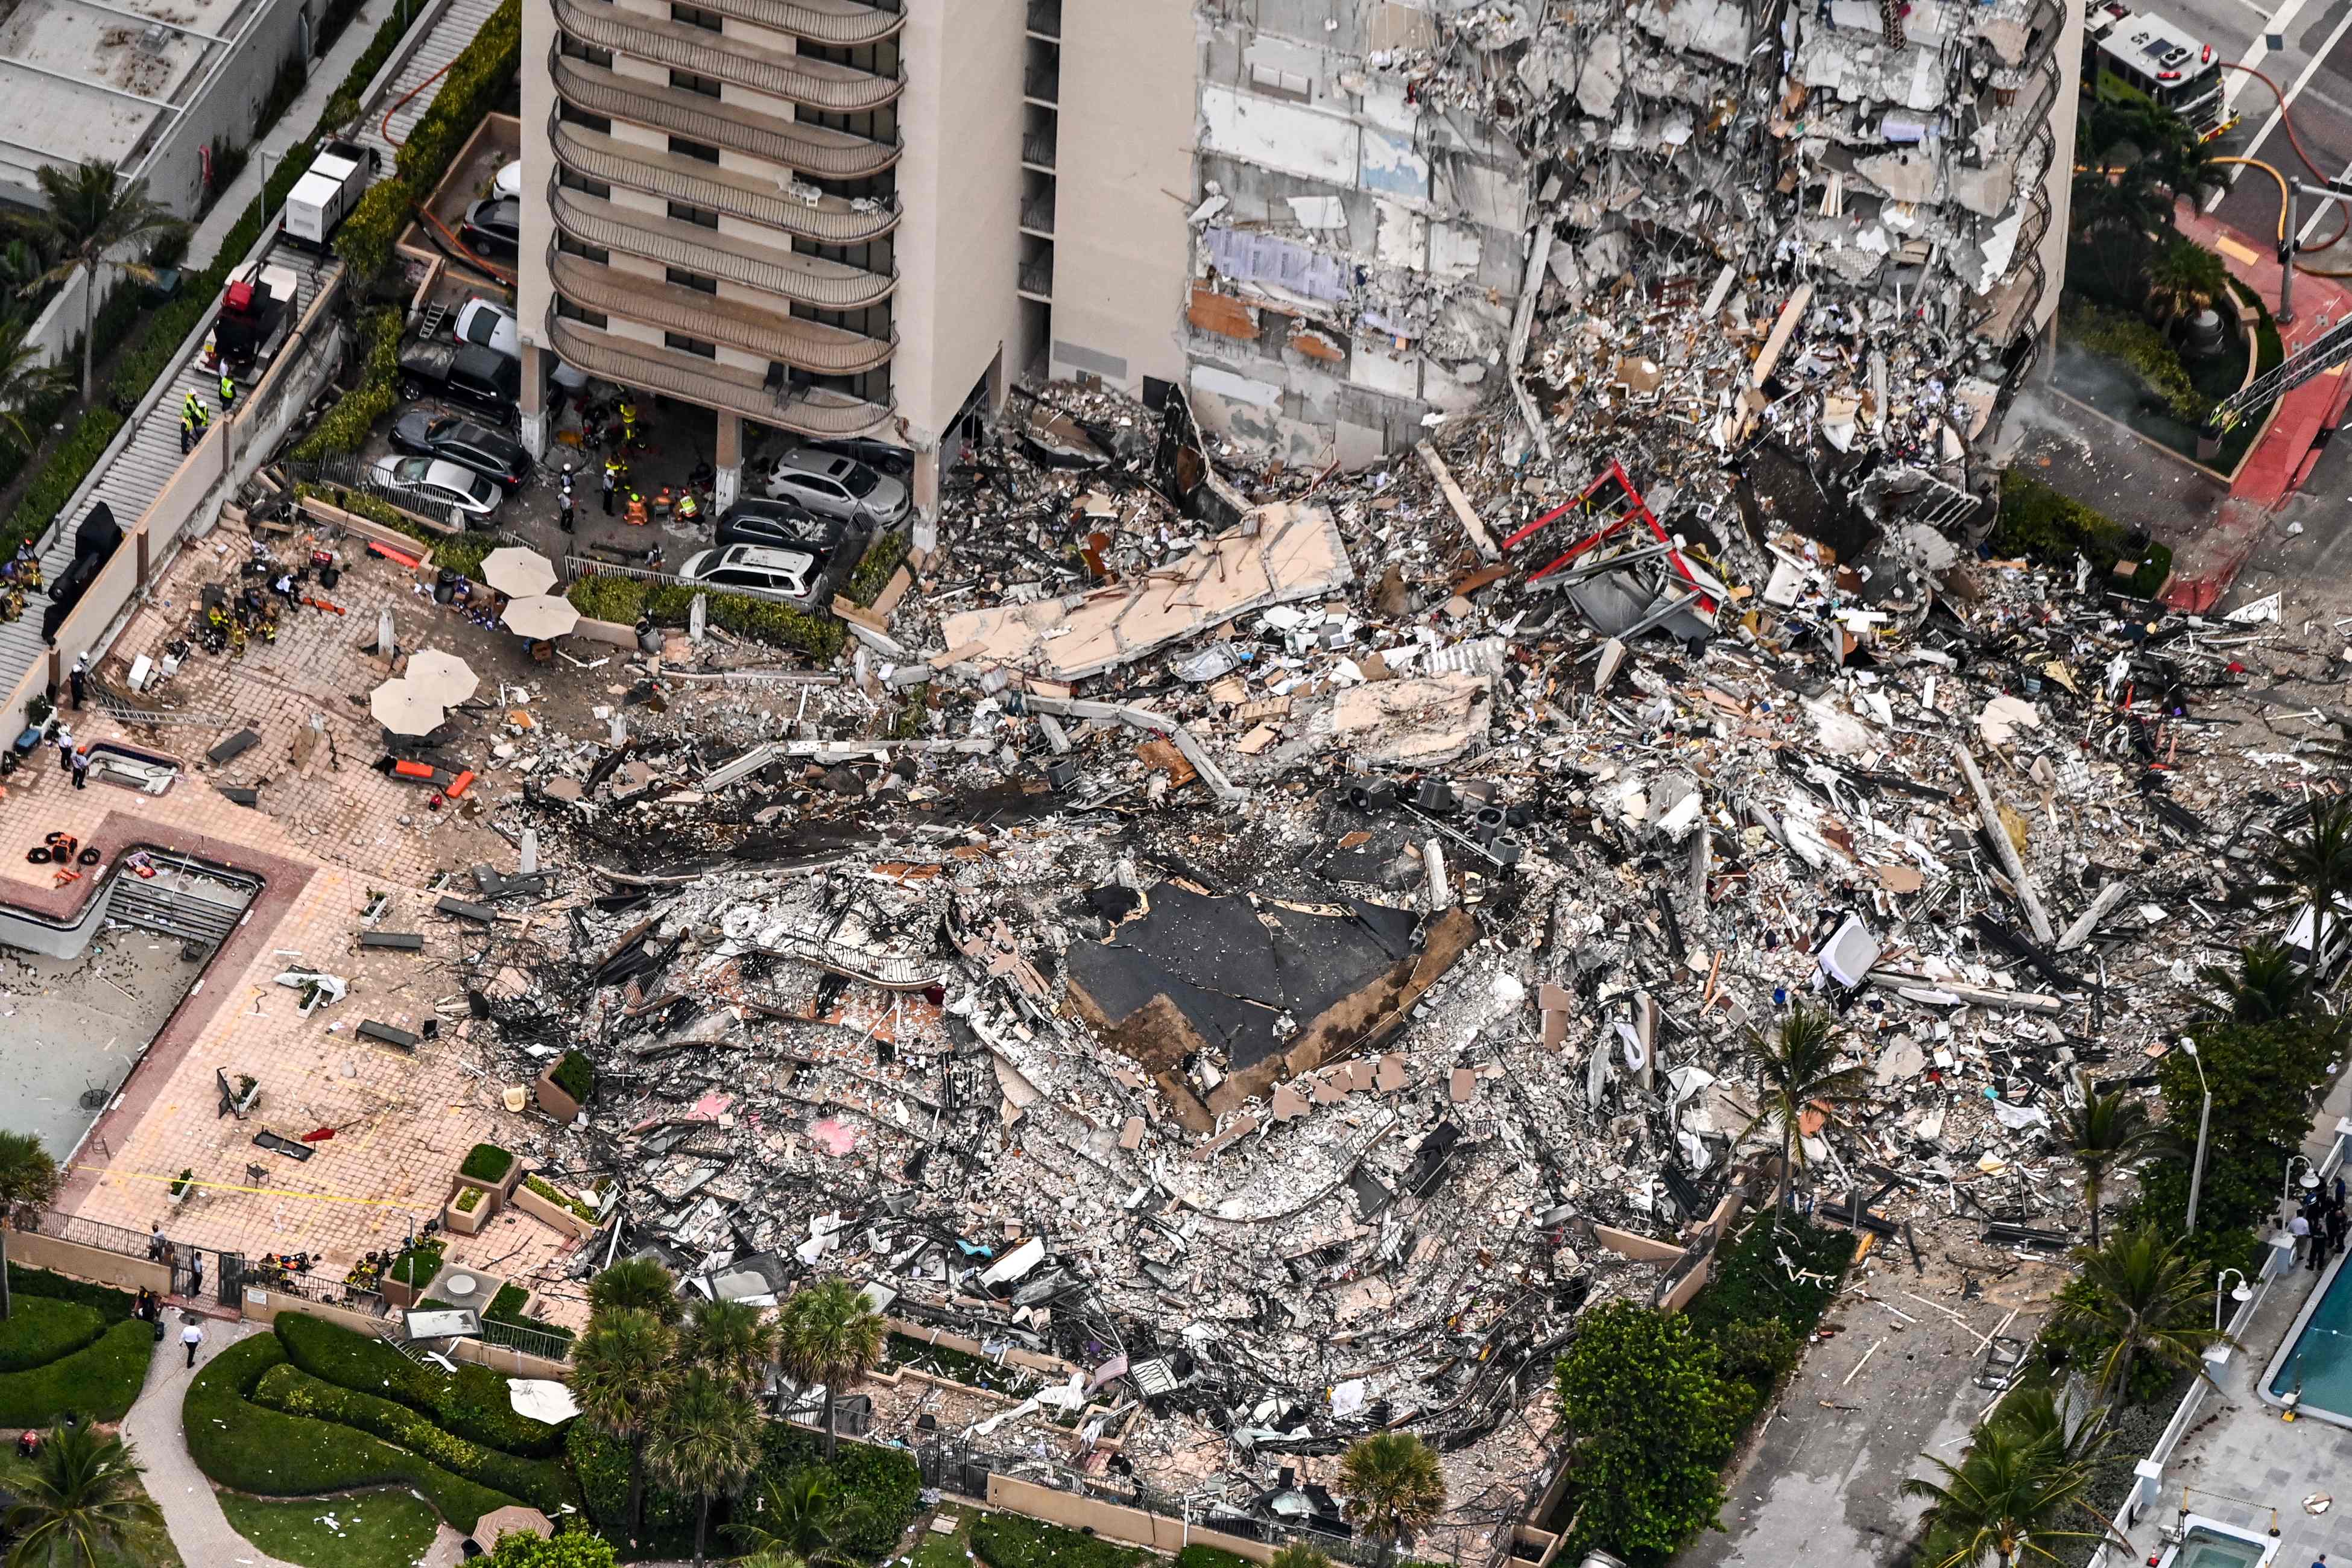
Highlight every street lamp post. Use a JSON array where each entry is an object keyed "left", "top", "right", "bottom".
[
  {"left": 2184, "top": 1040, "right": 2213, "bottom": 1236},
  {"left": 2286, "top": 1154, "right": 2321, "bottom": 1222},
  {"left": 2216, "top": 1268, "right": 2252, "bottom": 1332}
]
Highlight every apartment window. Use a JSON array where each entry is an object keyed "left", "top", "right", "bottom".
[
  {"left": 558, "top": 234, "right": 612, "bottom": 265},
  {"left": 556, "top": 299, "right": 609, "bottom": 329},
  {"left": 669, "top": 135, "right": 721, "bottom": 165},
  {"left": 666, "top": 267, "right": 718, "bottom": 294},
  {"left": 670, "top": 69, "right": 722, "bottom": 99},
  {"left": 665, "top": 332, "right": 718, "bottom": 359},
  {"left": 558, "top": 168, "right": 612, "bottom": 199},
  {"left": 671, "top": 2, "right": 722, "bottom": 29},
  {"left": 667, "top": 200, "right": 720, "bottom": 229},
  {"left": 560, "top": 35, "right": 613, "bottom": 67},
  {"left": 558, "top": 103, "right": 612, "bottom": 134}
]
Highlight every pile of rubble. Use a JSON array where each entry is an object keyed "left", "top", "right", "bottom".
[{"left": 433, "top": 383, "right": 2315, "bottom": 1558}]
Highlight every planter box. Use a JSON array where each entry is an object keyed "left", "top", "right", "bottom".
[
  {"left": 455, "top": 1157, "right": 523, "bottom": 1202},
  {"left": 380, "top": 1274, "right": 432, "bottom": 1310},
  {"left": 444, "top": 1177, "right": 501, "bottom": 1236},
  {"left": 533, "top": 1064, "right": 582, "bottom": 1123},
  {"left": 510, "top": 1175, "right": 596, "bottom": 1239}
]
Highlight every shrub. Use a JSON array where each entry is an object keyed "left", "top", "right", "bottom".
[
  {"left": 433, "top": 533, "right": 498, "bottom": 582},
  {"left": 757, "top": 1422, "right": 922, "bottom": 1558},
  {"left": 454, "top": 1184, "right": 483, "bottom": 1213},
  {"left": 273, "top": 1310, "right": 566, "bottom": 1458},
  {"left": 289, "top": 306, "right": 400, "bottom": 460},
  {"left": 292, "top": 481, "right": 437, "bottom": 550},
  {"left": 0, "top": 1295, "right": 104, "bottom": 1373},
  {"left": 183, "top": 1333, "right": 516, "bottom": 1529},
  {"left": 4, "top": 1263, "right": 136, "bottom": 1322},
  {"left": 460, "top": 1143, "right": 515, "bottom": 1184},
  {"left": 1993, "top": 469, "right": 2132, "bottom": 577},
  {"left": 384, "top": 1238, "right": 444, "bottom": 1294},
  {"left": 169, "top": 1169, "right": 194, "bottom": 1197},
  {"left": 248, "top": 1361, "right": 577, "bottom": 1514},
  {"left": 570, "top": 1419, "right": 696, "bottom": 1552},
  {"left": 2063, "top": 298, "right": 2208, "bottom": 422},
  {"left": 844, "top": 529, "right": 909, "bottom": 607},
  {"left": 0, "top": 1320, "right": 150, "bottom": 1425},
  {"left": 565, "top": 574, "right": 643, "bottom": 625},
  {"left": 970, "top": 1511, "right": 1146, "bottom": 1568},
  {"left": 523, "top": 1174, "right": 596, "bottom": 1227},
  {"left": 549, "top": 1049, "right": 595, "bottom": 1104},
  {"left": 563, "top": 574, "right": 844, "bottom": 658},
  {"left": 1175, "top": 1549, "right": 1257, "bottom": 1568}
]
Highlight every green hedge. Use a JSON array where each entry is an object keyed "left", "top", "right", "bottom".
[
  {"left": 2063, "top": 297, "right": 2208, "bottom": 423},
  {"left": 569, "top": 1420, "right": 697, "bottom": 1554},
  {"left": 184, "top": 1332, "right": 517, "bottom": 1530},
  {"left": 288, "top": 306, "right": 400, "bottom": 460},
  {"left": 0, "top": 1295, "right": 106, "bottom": 1372},
  {"left": 844, "top": 529, "right": 909, "bottom": 607},
  {"left": 0, "top": 1319, "right": 150, "bottom": 1425},
  {"left": 335, "top": 0, "right": 521, "bottom": 282},
  {"left": 1174, "top": 1549, "right": 1256, "bottom": 1568},
  {"left": 274, "top": 1309, "right": 565, "bottom": 1458},
  {"left": 460, "top": 1142, "right": 515, "bottom": 1184},
  {"left": 5, "top": 1262, "right": 137, "bottom": 1322},
  {"left": 250, "top": 1361, "right": 577, "bottom": 1514},
  {"left": 1994, "top": 470, "right": 2172, "bottom": 596},
  {"left": 549, "top": 1049, "right": 595, "bottom": 1104},
  {"left": 970, "top": 1511, "right": 1147, "bottom": 1568},
  {"left": 563, "top": 574, "right": 845, "bottom": 660},
  {"left": 572, "top": 1417, "right": 922, "bottom": 1561}
]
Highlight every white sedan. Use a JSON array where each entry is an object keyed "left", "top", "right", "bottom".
[{"left": 371, "top": 455, "right": 501, "bottom": 522}]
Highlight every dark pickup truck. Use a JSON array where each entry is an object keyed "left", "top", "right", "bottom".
[{"left": 396, "top": 341, "right": 520, "bottom": 428}]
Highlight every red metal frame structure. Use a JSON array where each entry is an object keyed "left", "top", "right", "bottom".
[{"left": 1499, "top": 460, "right": 1719, "bottom": 616}]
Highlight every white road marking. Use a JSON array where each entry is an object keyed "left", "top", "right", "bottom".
[
  {"left": 2228, "top": 0, "right": 2326, "bottom": 111},
  {"left": 2213, "top": 1, "right": 2352, "bottom": 210}
]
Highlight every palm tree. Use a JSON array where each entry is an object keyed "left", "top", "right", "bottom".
[
  {"left": 2050, "top": 1071, "right": 2165, "bottom": 1249},
  {"left": 1996, "top": 1388, "right": 2112, "bottom": 1475},
  {"left": 1, "top": 1421, "right": 165, "bottom": 1568},
  {"left": 2197, "top": 940, "right": 2309, "bottom": 1023},
  {"left": 774, "top": 1276, "right": 884, "bottom": 1461},
  {"left": 1737, "top": 1003, "right": 1871, "bottom": 1228},
  {"left": 679, "top": 1295, "right": 779, "bottom": 1393},
  {"left": 647, "top": 1367, "right": 762, "bottom": 1568},
  {"left": 2143, "top": 238, "right": 2230, "bottom": 328},
  {"left": 0, "top": 315, "right": 67, "bottom": 457},
  {"left": 2270, "top": 797, "right": 2352, "bottom": 984},
  {"left": 29, "top": 160, "right": 184, "bottom": 400},
  {"left": 1337, "top": 1432, "right": 1446, "bottom": 1568},
  {"left": 571, "top": 1306, "right": 678, "bottom": 1546},
  {"left": 2057, "top": 1226, "right": 2234, "bottom": 1404},
  {"left": 589, "top": 1256, "right": 683, "bottom": 1326},
  {"left": 1900, "top": 1420, "right": 2110, "bottom": 1568},
  {"left": 1268, "top": 1545, "right": 1335, "bottom": 1568},
  {"left": 728, "top": 1468, "right": 871, "bottom": 1568},
  {"left": 0, "top": 1131, "right": 60, "bottom": 1319}
]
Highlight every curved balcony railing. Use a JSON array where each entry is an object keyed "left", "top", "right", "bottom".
[
  {"left": 736, "top": 0, "right": 904, "bottom": 46},
  {"left": 549, "top": 246, "right": 897, "bottom": 373},
  {"left": 551, "top": 51, "right": 900, "bottom": 180},
  {"left": 546, "top": 311, "right": 897, "bottom": 435},
  {"left": 551, "top": 118, "right": 899, "bottom": 244},
  {"left": 549, "top": 185, "right": 894, "bottom": 309},
  {"left": 2020, "top": 0, "right": 2063, "bottom": 74},
  {"left": 555, "top": 0, "right": 902, "bottom": 113}
]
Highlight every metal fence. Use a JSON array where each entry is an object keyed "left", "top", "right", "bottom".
[
  {"left": 17, "top": 1208, "right": 155, "bottom": 1260},
  {"left": 245, "top": 1259, "right": 388, "bottom": 1319},
  {"left": 481, "top": 1314, "right": 575, "bottom": 1363}
]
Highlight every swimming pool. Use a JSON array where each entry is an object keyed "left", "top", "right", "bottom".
[
  {"left": 2262, "top": 1250, "right": 2352, "bottom": 1426},
  {"left": 2160, "top": 1518, "right": 2278, "bottom": 1568}
]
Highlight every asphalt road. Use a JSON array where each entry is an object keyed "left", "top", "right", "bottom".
[{"left": 2169, "top": 0, "right": 2352, "bottom": 264}]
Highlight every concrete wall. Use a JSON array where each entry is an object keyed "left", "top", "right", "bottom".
[
  {"left": 142, "top": 0, "right": 317, "bottom": 220},
  {"left": 895, "top": 0, "right": 1027, "bottom": 458},
  {"left": 2034, "top": 2, "right": 2082, "bottom": 337},
  {"left": 5, "top": 1227, "right": 172, "bottom": 1296},
  {"left": 987, "top": 1474, "right": 1278, "bottom": 1564},
  {"left": 1048, "top": 0, "right": 1194, "bottom": 397},
  {"left": 516, "top": 0, "right": 557, "bottom": 454}
]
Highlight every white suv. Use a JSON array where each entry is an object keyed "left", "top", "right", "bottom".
[
  {"left": 763, "top": 449, "right": 911, "bottom": 528},
  {"left": 678, "top": 543, "right": 823, "bottom": 607}
]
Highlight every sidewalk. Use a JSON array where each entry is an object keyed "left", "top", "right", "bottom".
[
  {"left": 185, "top": 0, "right": 399, "bottom": 272},
  {"left": 119, "top": 1318, "right": 300, "bottom": 1568}
]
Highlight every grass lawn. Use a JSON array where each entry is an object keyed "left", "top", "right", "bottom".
[
  {"left": 0, "top": 1449, "right": 186, "bottom": 1568},
  {"left": 913, "top": 1506, "right": 975, "bottom": 1568},
  {"left": 217, "top": 1488, "right": 441, "bottom": 1568}
]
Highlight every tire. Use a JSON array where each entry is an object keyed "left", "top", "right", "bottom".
[{"left": 399, "top": 378, "right": 422, "bottom": 400}]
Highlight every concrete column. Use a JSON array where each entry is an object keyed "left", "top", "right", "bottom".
[
  {"left": 135, "top": 529, "right": 150, "bottom": 588},
  {"left": 714, "top": 412, "right": 742, "bottom": 511},
  {"left": 911, "top": 446, "right": 940, "bottom": 552},
  {"left": 518, "top": 343, "right": 546, "bottom": 458}
]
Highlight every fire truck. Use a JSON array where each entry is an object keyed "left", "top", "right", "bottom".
[{"left": 2084, "top": 3, "right": 2239, "bottom": 143}]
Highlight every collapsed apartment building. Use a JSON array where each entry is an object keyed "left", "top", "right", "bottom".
[{"left": 1172, "top": 0, "right": 2075, "bottom": 481}]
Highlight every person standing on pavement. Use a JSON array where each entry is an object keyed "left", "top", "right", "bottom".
[
  {"left": 218, "top": 369, "right": 235, "bottom": 411},
  {"left": 68, "top": 653, "right": 85, "bottom": 710},
  {"left": 2292, "top": 1210, "right": 2312, "bottom": 1265},
  {"left": 70, "top": 746, "right": 88, "bottom": 790},
  {"left": 601, "top": 458, "right": 618, "bottom": 515},
  {"left": 180, "top": 1316, "right": 203, "bottom": 1368}
]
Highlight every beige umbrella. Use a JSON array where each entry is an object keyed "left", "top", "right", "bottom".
[
  {"left": 368, "top": 678, "right": 446, "bottom": 737},
  {"left": 468, "top": 1505, "right": 553, "bottom": 1550},
  {"left": 481, "top": 546, "right": 558, "bottom": 598},
  {"left": 403, "top": 649, "right": 479, "bottom": 707},
  {"left": 503, "top": 593, "right": 580, "bottom": 640}
]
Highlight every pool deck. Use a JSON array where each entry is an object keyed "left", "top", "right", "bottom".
[{"left": 2115, "top": 1067, "right": 2352, "bottom": 1563}]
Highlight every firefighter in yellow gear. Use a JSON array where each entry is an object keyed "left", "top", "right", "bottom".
[
  {"left": 675, "top": 488, "right": 701, "bottom": 525},
  {"left": 624, "top": 490, "right": 649, "bottom": 527}
]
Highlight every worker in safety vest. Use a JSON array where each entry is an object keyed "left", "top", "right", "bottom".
[
  {"left": 675, "top": 488, "right": 701, "bottom": 526},
  {"left": 618, "top": 400, "right": 639, "bottom": 449},
  {"left": 219, "top": 370, "right": 236, "bottom": 410},
  {"left": 183, "top": 391, "right": 208, "bottom": 431},
  {"left": 624, "top": 490, "right": 648, "bottom": 527},
  {"left": 601, "top": 458, "right": 621, "bottom": 514}
]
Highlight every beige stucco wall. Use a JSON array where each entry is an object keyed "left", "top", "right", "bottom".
[
  {"left": 894, "top": 0, "right": 1028, "bottom": 455},
  {"left": 2035, "top": 2, "right": 2082, "bottom": 336},
  {"left": 1049, "top": 0, "right": 1196, "bottom": 396},
  {"left": 515, "top": 0, "right": 558, "bottom": 446}
]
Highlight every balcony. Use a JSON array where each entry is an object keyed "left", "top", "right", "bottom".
[
  {"left": 549, "top": 248, "right": 896, "bottom": 374},
  {"left": 555, "top": 0, "right": 902, "bottom": 114},
  {"left": 552, "top": 119, "right": 899, "bottom": 243},
  {"left": 1023, "top": 68, "right": 1057, "bottom": 105},
  {"left": 550, "top": 185, "right": 894, "bottom": 309},
  {"left": 1018, "top": 258, "right": 1051, "bottom": 300},
  {"left": 741, "top": 0, "right": 905, "bottom": 46},
  {"left": 1019, "top": 191, "right": 1054, "bottom": 235},
  {"left": 548, "top": 312, "right": 896, "bottom": 435},
  {"left": 552, "top": 52, "right": 900, "bottom": 180},
  {"left": 1020, "top": 133, "right": 1054, "bottom": 169},
  {"left": 1026, "top": 0, "right": 1058, "bottom": 39}
]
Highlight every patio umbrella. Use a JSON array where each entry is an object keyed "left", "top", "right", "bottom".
[
  {"left": 468, "top": 1505, "right": 553, "bottom": 1550},
  {"left": 368, "top": 678, "right": 446, "bottom": 737},
  {"left": 403, "top": 649, "right": 479, "bottom": 707},
  {"left": 503, "top": 593, "right": 580, "bottom": 640},
  {"left": 481, "top": 546, "right": 558, "bottom": 598}
]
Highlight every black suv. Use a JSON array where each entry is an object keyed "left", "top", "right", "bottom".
[
  {"left": 397, "top": 341, "right": 521, "bottom": 426},
  {"left": 389, "top": 410, "right": 532, "bottom": 490},
  {"left": 460, "top": 197, "right": 521, "bottom": 260}
]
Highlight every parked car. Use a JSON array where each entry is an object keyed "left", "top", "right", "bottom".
[
  {"left": 453, "top": 298, "right": 518, "bottom": 360},
  {"left": 371, "top": 455, "right": 502, "bottom": 523},
  {"left": 397, "top": 341, "right": 521, "bottom": 426},
  {"left": 388, "top": 410, "right": 532, "bottom": 491},
  {"left": 460, "top": 197, "right": 520, "bottom": 260},
  {"left": 762, "top": 449, "right": 910, "bottom": 528},
  {"left": 791, "top": 435, "right": 915, "bottom": 479},
  {"left": 677, "top": 543, "right": 823, "bottom": 608},
  {"left": 715, "top": 497, "right": 852, "bottom": 552},
  {"left": 494, "top": 160, "right": 522, "bottom": 202}
]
